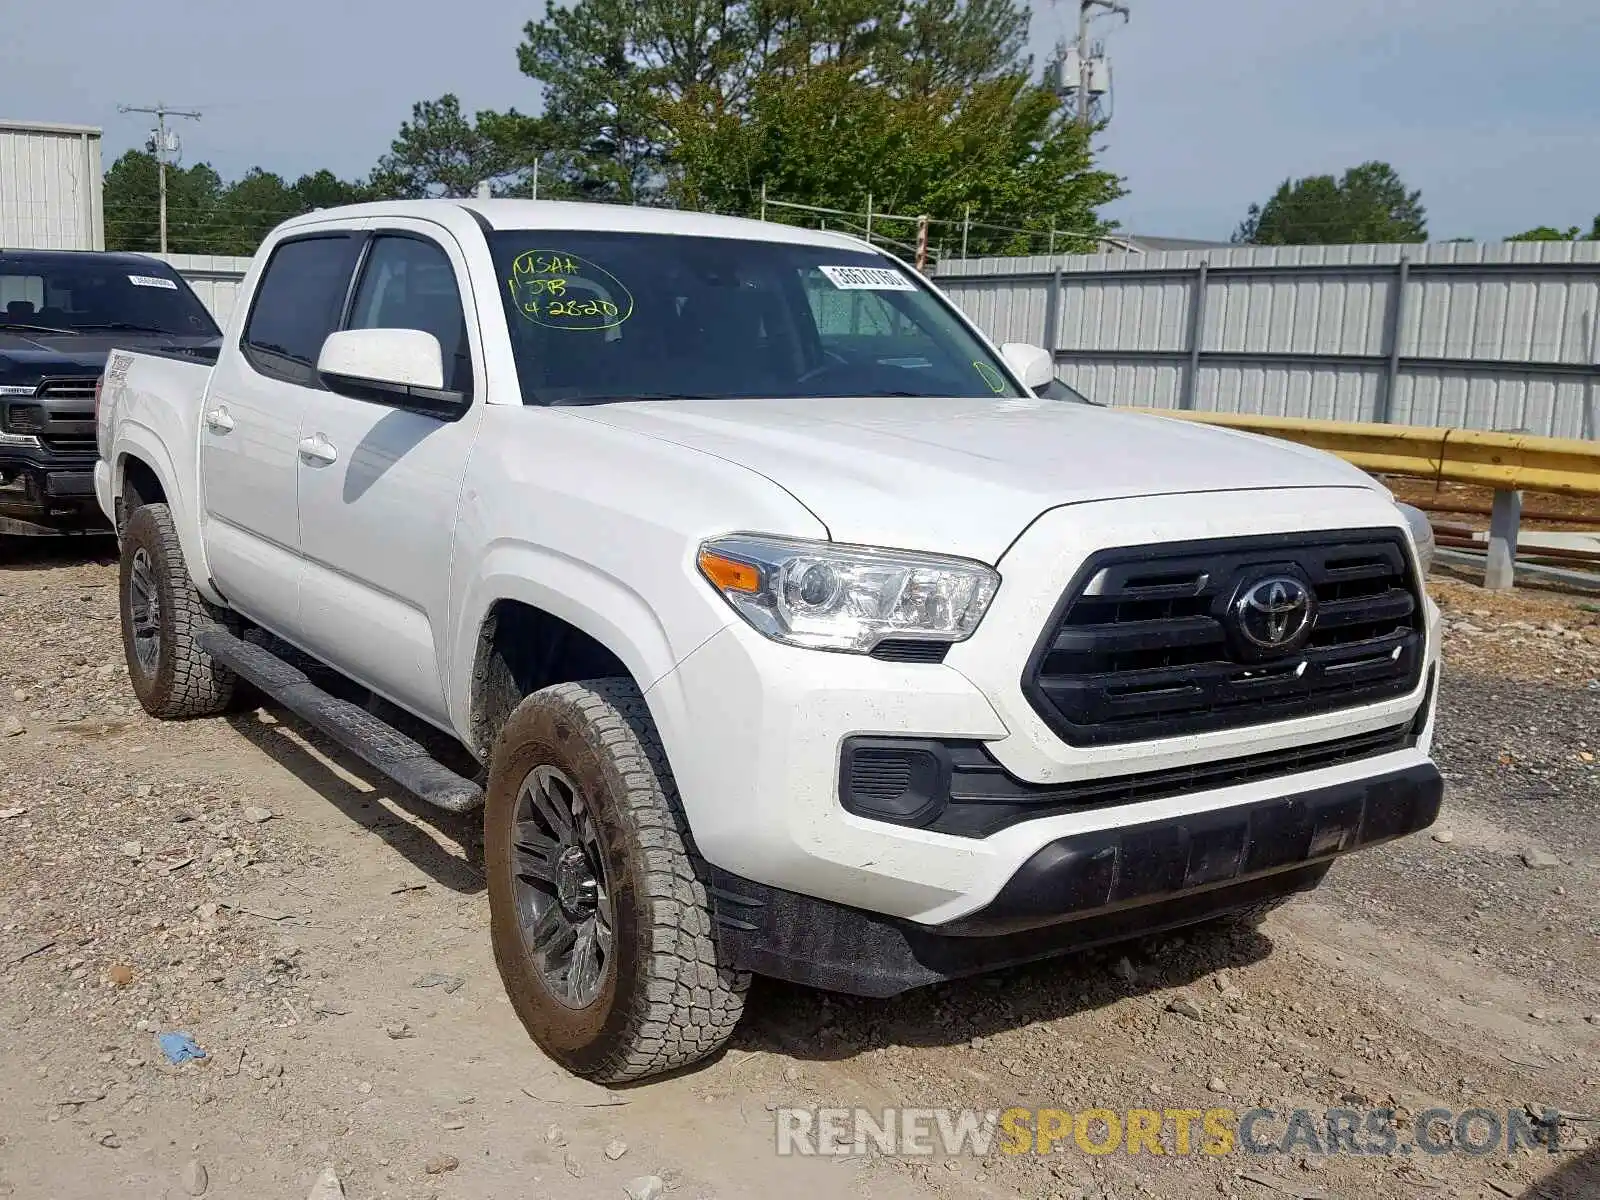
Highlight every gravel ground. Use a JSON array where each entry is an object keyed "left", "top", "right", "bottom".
[{"left": 1, "top": 540, "right": 1596, "bottom": 1200}]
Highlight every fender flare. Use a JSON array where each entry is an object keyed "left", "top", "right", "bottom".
[
  {"left": 448, "top": 540, "right": 709, "bottom": 743},
  {"left": 112, "top": 426, "right": 221, "bottom": 605}
]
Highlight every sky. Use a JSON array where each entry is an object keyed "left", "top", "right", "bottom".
[{"left": 2, "top": 0, "right": 1597, "bottom": 242}]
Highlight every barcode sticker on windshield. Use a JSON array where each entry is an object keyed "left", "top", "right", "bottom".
[
  {"left": 818, "top": 265, "right": 916, "bottom": 291},
  {"left": 128, "top": 274, "right": 178, "bottom": 290}
]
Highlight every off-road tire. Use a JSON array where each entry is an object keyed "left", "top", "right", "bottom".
[
  {"left": 118, "top": 503, "right": 235, "bottom": 718},
  {"left": 485, "top": 679, "right": 748, "bottom": 1082}
]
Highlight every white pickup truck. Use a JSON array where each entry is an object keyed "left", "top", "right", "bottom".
[{"left": 96, "top": 199, "right": 1442, "bottom": 1081}]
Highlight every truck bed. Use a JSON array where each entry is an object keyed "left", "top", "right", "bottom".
[{"left": 95, "top": 347, "right": 217, "bottom": 530}]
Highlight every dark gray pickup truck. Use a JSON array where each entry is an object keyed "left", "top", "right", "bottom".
[{"left": 0, "top": 250, "right": 219, "bottom": 533}]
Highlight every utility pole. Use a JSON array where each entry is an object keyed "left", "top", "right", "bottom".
[
  {"left": 1077, "top": 1, "right": 1094, "bottom": 128},
  {"left": 118, "top": 103, "right": 202, "bottom": 254},
  {"left": 1050, "top": 1, "right": 1128, "bottom": 129}
]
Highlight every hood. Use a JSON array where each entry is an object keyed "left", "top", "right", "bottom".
[
  {"left": 574, "top": 395, "right": 1379, "bottom": 562},
  {"left": 0, "top": 332, "right": 220, "bottom": 385}
]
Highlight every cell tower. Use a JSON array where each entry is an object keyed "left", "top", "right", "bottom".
[{"left": 1048, "top": 0, "right": 1130, "bottom": 129}]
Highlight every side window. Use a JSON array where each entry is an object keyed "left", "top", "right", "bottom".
[
  {"left": 242, "top": 235, "right": 360, "bottom": 385},
  {"left": 347, "top": 235, "right": 472, "bottom": 394}
]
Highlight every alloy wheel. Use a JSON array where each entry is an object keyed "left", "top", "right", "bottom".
[{"left": 510, "top": 764, "right": 616, "bottom": 1008}]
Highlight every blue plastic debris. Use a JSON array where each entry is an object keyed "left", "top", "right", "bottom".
[{"left": 157, "top": 1032, "right": 207, "bottom": 1065}]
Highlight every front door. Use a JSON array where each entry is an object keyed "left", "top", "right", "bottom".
[
  {"left": 293, "top": 224, "right": 484, "bottom": 725},
  {"left": 199, "top": 231, "right": 363, "bottom": 633}
]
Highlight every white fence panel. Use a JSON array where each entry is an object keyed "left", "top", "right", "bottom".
[{"left": 936, "top": 240, "right": 1600, "bottom": 439}]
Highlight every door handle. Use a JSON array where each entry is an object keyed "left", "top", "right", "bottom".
[
  {"left": 297, "top": 434, "right": 338, "bottom": 466},
  {"left": 203, "top": 406, "right": 235, "bottom": 434}
]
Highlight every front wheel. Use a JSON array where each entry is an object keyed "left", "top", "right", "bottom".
[
  {"left": 118, "top": 503, "right": 235, "bottom": 718},
  {"left": 484, "top": 679, "right": 748, "bottom": 1082}
]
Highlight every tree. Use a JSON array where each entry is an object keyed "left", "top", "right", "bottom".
[
  {"left": 1507, "top": 216, "right": 1600, "bottom": 241},
  {"left": 667, "top": 66, "right": 1118, "bottom": 252},
  {"left": 291, "top": 169, "right": 376, "bottom": 211},
  {"left": 502, "top": 0, "right": 1118, "bottom": 242},
  {"left": 1234, "top": 161, "right": 1427, "bottom": 245},
  {"left": 513, "top": 0, "right": 704, "bottom": 202},
  {"left": 210, "top": 169, "right": 301, "bottom": 257},
  {"left": 103, "top": 150, "right": 225, "bottom": 253},
  {"left": 369, "top": 94, "right": 541, "bottom": 199},
  {"left": 104, "top": 150, "right": 374, "bottom": 254}
]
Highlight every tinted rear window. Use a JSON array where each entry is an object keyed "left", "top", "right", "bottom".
[{"left": 0, "top": 256, "right": 219, "bottom": 337}]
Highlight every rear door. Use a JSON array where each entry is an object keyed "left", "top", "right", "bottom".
[
  {"left": 293, "top": 223, "right": 484, "bottom": 724},
  {"left": 199, "top": 231, "right": 362, "bottom": 632}
]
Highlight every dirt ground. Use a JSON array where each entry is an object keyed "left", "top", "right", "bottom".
[{"left": 1, "top": 539, "right": 1596, "bottom": 1200}]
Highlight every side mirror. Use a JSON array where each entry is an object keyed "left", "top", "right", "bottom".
[
  {"left": 317, "top": 328, "right": 468, "bottom": 419},
  {"left": 999, "top": 342, "right": 1056, "bottom": 391}
]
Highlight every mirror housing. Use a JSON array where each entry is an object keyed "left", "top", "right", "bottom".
[
  {"left": 317, "top": 328, "right": 467, "bottom": 419},
  {"left": 1000, "top": 342, "right": 1056, "bottom": 391}
]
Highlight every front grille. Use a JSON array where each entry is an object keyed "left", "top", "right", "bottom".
[
  {"left": 31, "top": 378, "right": 97, "bottom": 453},
  {"left": 1025, "top": 530, "right": 1425, "bottom": 746}
]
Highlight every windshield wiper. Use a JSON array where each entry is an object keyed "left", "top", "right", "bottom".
[
  {"left": 550, "top": 392, "right": 718, "bottom": 406},
  {"left": 0, "top": 322, "right": 81, "bottom": 336},
  {"left": 73, "top": 322, "right": 182, "bottom": 335}
]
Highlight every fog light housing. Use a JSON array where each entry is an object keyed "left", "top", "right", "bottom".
[
  {"left": 3, "top": 404, "right": 46, "bottom": 434},
  {"left": 839, "top": 737, "right": 951, "bottom": 826}
]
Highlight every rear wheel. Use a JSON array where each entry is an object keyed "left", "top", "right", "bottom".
[
  {"left": 118, "top": 503, "right": 235, "bottom": 718},
  {"left": 485, "top": 679, "right": 747, "bottom": 1082}
]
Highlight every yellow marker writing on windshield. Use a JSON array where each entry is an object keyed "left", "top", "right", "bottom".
[{"left": 508, "top": 250, "right": 634, "bottom": 331}]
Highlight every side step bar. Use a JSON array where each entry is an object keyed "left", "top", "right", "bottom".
[{"left": 197, "top": 626, "right": 484, "bottom": 814}]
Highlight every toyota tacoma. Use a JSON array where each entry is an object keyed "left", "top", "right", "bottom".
[{"left": 94, "top": 200, "right": 1442, "bottom": 1081}]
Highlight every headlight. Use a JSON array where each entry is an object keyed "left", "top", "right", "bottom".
[
  {"left": 1397, "top": 503, "right": 1435, "bottom": 576},
  {"left": 697, "top": 534, "right": 1000, "bottom": 653}
]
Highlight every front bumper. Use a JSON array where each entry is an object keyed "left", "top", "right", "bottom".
[
  {"left": 709, "top": 760, "right": 1440, "bottom": 996},
  {"left": 0, "top": 445, "right": 103, "bottom": 532},
  {"left": 647, "top": 488, "right": 1442, "bottom": 928}
]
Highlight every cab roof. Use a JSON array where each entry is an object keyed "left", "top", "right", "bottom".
[{"left": 277, "top": 198, "right": 876, "bottom": 253}]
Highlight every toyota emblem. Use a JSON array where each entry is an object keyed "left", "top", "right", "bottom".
[{"left": 1232, "top": 575, "right": 1315, "bottom": 652}]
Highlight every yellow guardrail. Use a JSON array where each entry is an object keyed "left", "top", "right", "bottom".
[{"left": 1142, "top": 410, "right": 1600, "bottom": 497}]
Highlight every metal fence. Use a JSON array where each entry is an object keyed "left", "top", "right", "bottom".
[
  {"left": 158, "top": 253, "right": 252, "bottom": 328},
  {"left": 935, "top": 241, "right": 1600, "bottom": 440}
]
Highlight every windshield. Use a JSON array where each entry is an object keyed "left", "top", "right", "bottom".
[
  {"left": 0, "top": 256, "right": 220, "bottom": 338},
  {"left": 487, "top": 230, "right": 1024, "bottom": 404}
]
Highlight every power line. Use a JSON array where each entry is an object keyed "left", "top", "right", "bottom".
[{"left": 116, "top": 103, "right": 203, "bottom": 254}]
